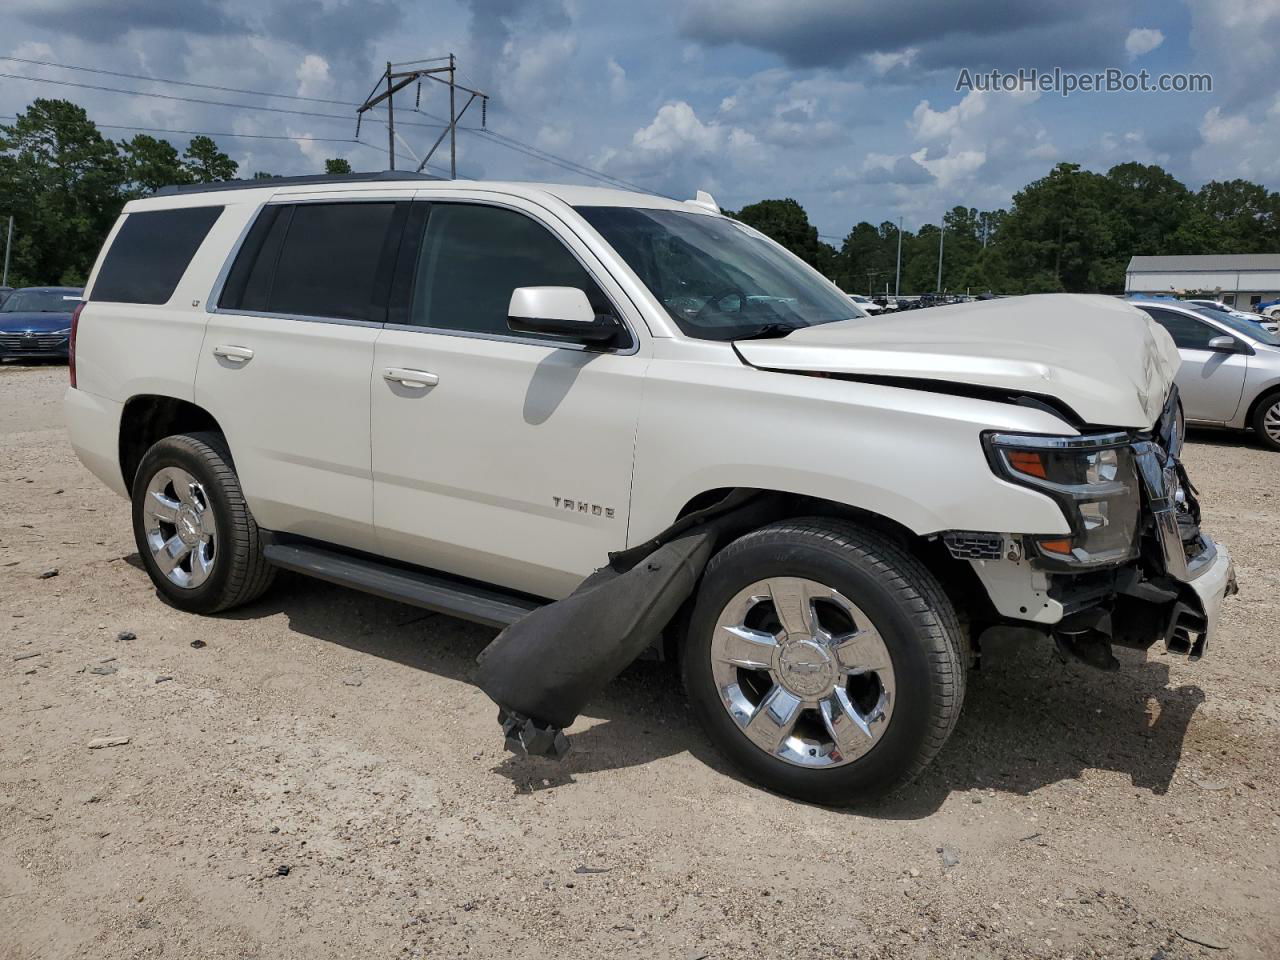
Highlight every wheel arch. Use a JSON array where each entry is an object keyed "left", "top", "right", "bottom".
[
  {"left": 661, "top": 487, "right": 991, "bottom": 662},
  {"left": 1242, "top": 382, "right": 1280, "bottom": 433},
  {"left": 119, "top": 394, "right": 227, "bottom": 494}
]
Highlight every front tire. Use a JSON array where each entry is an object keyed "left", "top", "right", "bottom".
[
  {"left": 1251, "top": 391, "right": 1280, "bottom": 452},
  {"left": 131, "top": 432, "right": 275, "bottom": 614},
  {"left": 682, "top": 518, "right": 966, "bottom": 805}
]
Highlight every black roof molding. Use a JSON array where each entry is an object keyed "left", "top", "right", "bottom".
[{"left": 154, "top": 170, "right": 445, "bottom": 196}]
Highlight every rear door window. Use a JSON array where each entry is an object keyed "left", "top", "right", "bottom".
[
  {"left": 91, "top": 206, "right": 224, "bottom": 304},
  {"left": 219, "top": 202, "right": 401, "bottom": 323}
]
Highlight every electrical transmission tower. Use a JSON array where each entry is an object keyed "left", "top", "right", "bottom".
[{"left": 356, "top": 54, "right": 489, "bottom": 177}]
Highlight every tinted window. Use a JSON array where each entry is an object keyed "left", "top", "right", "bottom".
[
  {"left": 1145, "top": 308, "right": 1220, "bottom": 350},
  {"left": 407, "top": 203, "right": 610, "bottom": 335},
  {"left": 220, "top": 202, "right": 398, "bottom": 322},
  {"left": 92, "top": 206, "right": 224, "bottom": 304}
]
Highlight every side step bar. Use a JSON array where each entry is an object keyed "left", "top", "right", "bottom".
[{"left": 262, "top": 541, "right": 542, "bottom": 629}]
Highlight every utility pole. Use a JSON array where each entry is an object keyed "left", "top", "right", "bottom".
[
  {"left": 356, "top": 55, "right": 488, "bottom": 177},
  {"left": 894, "top": 218, "right": 903, "bottom": 298},
  {"left": 2, "top": 216, "right": 11, "bottom": 288},
  {"left": 936, "top": 216, "right": 944, "bottom": 293}
]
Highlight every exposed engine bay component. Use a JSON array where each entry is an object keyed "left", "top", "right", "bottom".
[
  {"left": 942, "top": 531, "right": 1005, "bottom": 561},
  {"left": 475, "top": 491, "right": 779, "bottom": 758}
]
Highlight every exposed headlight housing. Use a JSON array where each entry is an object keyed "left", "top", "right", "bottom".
[{"left": 984, "top": 431, "right": 1140, "bottom": 568}]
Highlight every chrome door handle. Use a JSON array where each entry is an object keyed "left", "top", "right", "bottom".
[
  {"left": 213, "top": 344, "right": 254, "bottom": 363},
  {"left": 383, "top": 367, "right": 439, "bottom": 389}
]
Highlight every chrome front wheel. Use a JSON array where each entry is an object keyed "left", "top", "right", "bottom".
[
  {"left": 143, "top": 466, "right": 217, "bottom": 588},
  {"left": 710, "top": 577, "right": 896, "bottom": 768}
]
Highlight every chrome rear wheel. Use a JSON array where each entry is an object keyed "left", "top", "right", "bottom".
[{"left": 143, "top": 466, "right": 217, "bottom": 588}]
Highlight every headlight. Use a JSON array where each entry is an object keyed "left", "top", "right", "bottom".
[{"left": 984, "top": 431, "right": 1140, "bottom": 567}]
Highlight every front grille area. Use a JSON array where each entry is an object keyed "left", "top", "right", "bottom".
[
  {"left": 943, "top": 531, "right": 1005, "bottom": 561},
  {"left": 0, "top": 333, "right": 67, "bottom": 351}
]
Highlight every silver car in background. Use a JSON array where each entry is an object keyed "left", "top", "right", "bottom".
[{"left": 1133, "top": 300, "right": 1280, "bottom": 451}]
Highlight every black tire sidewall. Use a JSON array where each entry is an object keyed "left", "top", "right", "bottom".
[
  {"left": 131, "top": 436, "right": 241, "bottom": 613},
  {"left": 683, "top": 527, "right": 951, "bottom": 804},
  {"left": 1252, "top": 393, "right": 1280, "bottom": 452}
]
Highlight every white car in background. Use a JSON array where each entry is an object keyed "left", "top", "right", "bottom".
[
  {"left": 845, "top": 293, "right": 880, "bottom": 314},
  {"left": 1185, "top": 299, "right": 1280, "bottom": 335}
]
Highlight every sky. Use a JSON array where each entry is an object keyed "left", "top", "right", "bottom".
[{"left": 2, "top": 0, "right": 1279, "bottom": 241}]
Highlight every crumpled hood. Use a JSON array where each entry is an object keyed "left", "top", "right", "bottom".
[
  {"left": 734, "top": 294, "right": 1181, "bottom": 428},
  {"left": 0, "top": 311, "right": 73, "bottom": 333}
]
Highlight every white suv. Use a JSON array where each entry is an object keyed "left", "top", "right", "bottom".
[{"left": 66, "top": 173, "right": 1235, "bottom": 803}]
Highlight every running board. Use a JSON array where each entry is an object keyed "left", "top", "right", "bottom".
[{"left": 261, "top": 541, "right": 542, "bottom": 629}]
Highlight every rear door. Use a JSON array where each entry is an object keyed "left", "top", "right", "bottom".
[
  {"left": 1145, "top": 308, "right": 1248, "bottom": 422},
  {"left": 368, "top": 197, "right": 648, "bottom": 600},
  {"left": 196, "top": 196, "right": 408, "bottom": 551}
]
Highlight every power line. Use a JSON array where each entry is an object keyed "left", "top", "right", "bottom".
[
  {"left": 0, "top": 70, "right": 456, "bottom": 130},
  {"left": 3, "top": 56, "right": 661, "bottom": 193},
  {"left": 0, "top": 55, "right": 359, "bottom": 107},
  {"left": 0, "top": 114, "right": 359, "bottom": 144}
]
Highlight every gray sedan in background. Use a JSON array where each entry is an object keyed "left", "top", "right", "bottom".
[{"left": 1134, "top": 300, "right": 1280, "bottom": 451}]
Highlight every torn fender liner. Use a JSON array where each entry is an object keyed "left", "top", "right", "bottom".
[{"left": 475, "top": 491, "right": 777, "bottom": 758}]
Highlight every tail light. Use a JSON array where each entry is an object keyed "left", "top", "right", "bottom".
[{"left": 69, "top": 301, "right": 85, "bottom": 388}]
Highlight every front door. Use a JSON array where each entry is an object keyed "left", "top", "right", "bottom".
[
  {"left": 1147, "top": 308, "right": 1248, "bottom": 422},
  {"left": 370, "top": 199, "right": 648, "bottom": 599}
]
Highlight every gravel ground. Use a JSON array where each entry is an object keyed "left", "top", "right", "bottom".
[{"left": 2, "top": 362, "right": 1278, "bottom": 960}]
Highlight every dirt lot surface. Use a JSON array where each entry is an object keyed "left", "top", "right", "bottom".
[{"left": 2, "top": 362, "right": 1278, "bottom": 960}]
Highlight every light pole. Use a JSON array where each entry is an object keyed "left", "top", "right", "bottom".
[
  {"left": 936, "top": 215, "right": 944, "bottom": 293},
  {"left": 2, "top": 216, "right": 12, "bottom": 288},
  {"left": 894, "top": 217, "right": 902, "bottom": 298}
]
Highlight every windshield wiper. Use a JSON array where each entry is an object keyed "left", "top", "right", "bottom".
[{"left": 734, "top": 321, "right": 804, "bottom": 341}]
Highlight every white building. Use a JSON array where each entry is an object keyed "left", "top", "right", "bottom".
[{"left": 1125, "top": 254, "right": 1280, "bottom": 310}]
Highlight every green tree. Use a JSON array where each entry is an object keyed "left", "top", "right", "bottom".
[
  {"left": 990, "top": 162, "right": 1115, "bottom": 292},
  {"left": 0, "top": 98, "right": 123, "bottom": 286},
  {"left": 119, "top": 133, "right": 190, "bottom": 196},
  {"left": 324, "top": 157, "right": 352, "bottom": 175},
  {"left": 182, "top": 135, "right": 238, "bottom": 182},
  {"left": 729, "top": 198, "right": 835, "bottom": 273}
]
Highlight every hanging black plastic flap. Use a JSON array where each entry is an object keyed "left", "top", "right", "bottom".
[{"left": 475, "top": 530, "right": 716, "bottom": 729}]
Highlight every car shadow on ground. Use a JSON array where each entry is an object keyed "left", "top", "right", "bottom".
[{"left": 213, "top": 569, "right": 1203, "bottom": 819}]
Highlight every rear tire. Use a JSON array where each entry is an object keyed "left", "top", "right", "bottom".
[
  {"left": 131, "top": 432, "right": 275, "bottom": 614},
  {"left": 1251, "top": 391, "right": 1280, "bottom": 452},
  {"left": 682, "top": 518, "right": 966, "bottom": 805}
]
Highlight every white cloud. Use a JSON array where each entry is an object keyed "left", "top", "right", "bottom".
[
  {"left": 295, "top": 54, "right": 331, "bottom": 97},
  {"left": 607, "top": 57, "right": 626, "bottom": 100},
  {"left": 1124, "top": 28, "right": 1164, "bottom": 59},
  {"left": 865, "top": 47, "right": 918, "bottom": 76},
  {"left": 1200, "top": 105, "right": 1250, "bottom": 144}
]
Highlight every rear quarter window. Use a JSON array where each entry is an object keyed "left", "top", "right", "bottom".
[{"left": 91, "top": 206, "right": 225, "bottom": 305}]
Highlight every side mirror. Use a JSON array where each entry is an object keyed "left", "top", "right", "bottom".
[
  {"left": 507, "top": 286, "right": 621, "bottom": 345},
  {"left": 1207, "top": 335, "right": 1244, "bottom": 353}
]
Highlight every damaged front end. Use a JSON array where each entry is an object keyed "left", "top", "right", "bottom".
[{"left": 967, "top": 388, "right": 1236, "bottom": 669}]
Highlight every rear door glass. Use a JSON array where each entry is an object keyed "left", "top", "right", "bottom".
[
  {"left": 219, "top": 202, "right": 400, "bottom": 323},
  {"left": 92, "top": 206, "right": 225, "bottom": 304}
]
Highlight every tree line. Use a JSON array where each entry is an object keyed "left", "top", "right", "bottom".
[
  {"left": 730, "top": 163, "right": 1280, "bottom": 296},
  {"left": 4, "top": 97, "right": 1280, "bottom": 294},
  {"left": 0, "top": 99, "right": 352, "bottom": 287}
]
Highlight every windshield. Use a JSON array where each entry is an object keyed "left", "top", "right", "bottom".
[
  {"left": 577, "top": 207, "right": 856, "bottom": 340},
  {"left": 1201, "top": 308, "right": 1280, "bottom": 346},
  {"left": 1, "top": 289, "right": 80, "bottom": 313}
]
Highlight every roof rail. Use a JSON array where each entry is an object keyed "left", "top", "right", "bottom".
[{"left": 154, "top": 170, "right": 446, "bottom": 196}]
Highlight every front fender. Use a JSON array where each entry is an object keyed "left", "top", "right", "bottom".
[{"left": 628, "top": 359, "right": 1075, "bottom": 546}]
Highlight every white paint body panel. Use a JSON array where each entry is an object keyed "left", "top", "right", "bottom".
[{"left": 736, "top": 294, "right": 1180, "bottom": 428}]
